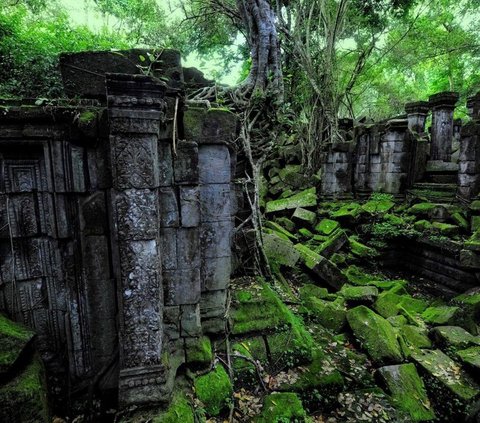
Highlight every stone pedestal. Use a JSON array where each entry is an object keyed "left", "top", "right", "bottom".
[
  {"left": 106, "top": 74, "right": 167, "bottom": 406},
  {"left": 429, "top": 92, "right": 459, "bottom": 161},
  {"left": 405, "top": 101, "right": 430, "bottom": 134}
]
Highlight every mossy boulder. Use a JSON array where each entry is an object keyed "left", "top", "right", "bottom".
[
  {"left": 255, "top": 392, "right": 307, "bottom": 423},
  {"left": 374, "top": 289, "right": 429, "bottom": 319},
  {"left": 301, "top": 297, "right": 347, "bottom": 333},
  {"left": 0, "top": 354, "right": 48, "bottom": 423},
  {"left": 432, "top": 222, "right": 459, "bottom": 236},
  {"left": 349, "top": 237, "right": 378, "bottom": 258},
  {"left": 315, "top": 219, "right": 339, "bottom": 235},
  {"left": 451, "top": 289, "right": 480, "bottom": 335},
  {"left": 231, "top": 337, "right": 268, "bottom": 386},
  {"left": 264, "top": 221, "right": 297, "bottom": 241},
  {"left": 330, "top": 202, "right": 362, "bottom": 222},
  {"left": 378, "top": 363, "right": 435, "bottom": 422},
  {"left": 339, "top": 285, "right": 379, "bottom": 304},
  {"left": 0, "top": 314, "right": 34, "bottom": 375},
  {"left": 315, "top": 229, "right": 348, "bottom": 259},
  {"left": 299, "top": 284, "right": 334, "bottom": 301},
  {"left": 274, "top": 217, "right": 296, "bottom": 232},
  {"left": 407, "top": 203, "right": 437, "bottom": 217},
  {"left": 344, "top": 265, "right": 388, "bottom": 286},
  {"left": 400, "top": 325, "right": 432, "bottom": 351},
  {"left": 414, "top": 219, "right": 433, "bottom": 232},
  {"left": 185, "top": 336, "right": 212, "bottom": 366},
  {"left": 431, "top": 326, "right": 480, "bottom": 351},
  {"left": 153, "top": 389, "right": 194, "bottom": 423},
  {"left": 347, "top": 306, "right": 403, "bottom": 364},
  {"left": 266, "top": 325, "right": 314, "bottom": 369},
  {"left": 266, "top": 187, "right": 317, "bottom": 213},
  {"left": 194, "top": 365, "right": 232, "bottom": 416},
  {"left": 421, "top": 305, "right": 459, "bottom": 325}
]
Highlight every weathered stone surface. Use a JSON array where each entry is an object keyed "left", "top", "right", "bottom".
[
  {"left": 431, "top": 326, "right": 480, "bottom": 350},
  {"left": 263, "top": 232, "right": 300, "bottom": 268},
  {"left": 174, "top": 141, "right": 199, "bottom": 184},
  {"left": 198, "top": 144, "right": 231, "bottom": 184},
  {"left": 179, "top": 186, "right": 200, "bottom": 227},
  {"left": 266, "top": 188, "right": 317, "bottom": 213},
  {"left": 0, "top": 314, "right": 34, "bottom": 376}
]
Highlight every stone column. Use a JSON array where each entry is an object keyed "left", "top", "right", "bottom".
[
  {"left": 405, "top": 101, "right": 429, "bottom": 134},
  {"left": 106, "top": 74, "right": 167, "bottom": 406},
  {"left": 458, "top": 123, "right": 480, "bottom": 201},
  {"left": 429, "top": 91, "right": 459, "bottom": 161},
  {"left": 380, "top": 119, "right": 410, "bottom": 194},
  {"left": 467, "top": 92, "right": 480, "bottom": 121}
]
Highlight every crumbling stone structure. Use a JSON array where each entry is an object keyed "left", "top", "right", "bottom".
[{"left": 0, "top": 50, "right": 237, "bottom": 412}]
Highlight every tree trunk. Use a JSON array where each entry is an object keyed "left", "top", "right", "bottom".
[{"left": 236, "top": 0, "right": 284, "bottom": 103}]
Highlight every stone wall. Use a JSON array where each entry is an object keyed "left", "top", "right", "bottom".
[{"left": 0, "top": 50, "right": 237, "bottom": 412}]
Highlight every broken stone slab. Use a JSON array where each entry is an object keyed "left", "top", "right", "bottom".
[
  {"left": 292, "top": 207, "right": 316, "bottom": 225},
  {"left": 400, "top": 325, "right": 432, "bottom": 351},
  {"left": 301, "top": 296, "right": 347, "bottom": 333},
  {"left": 264, "top": 221, "right": 297, "bottom": 241},
  {"left": 266, "top": 187, "right": 317, "bottom": 213},
  {"left": 346, "top": 305, "right": 404, "bottom": 364},
  {"left": 412, "top": 349, "right": 479, "bottom": 412},
  {"left": 294, "top": 243, "right": 347, "bottom": 290},
  {"left": 421, "top": 305, "right": 460, "bottom": 325},
  {"left": 431, "top": 326, "right": 480, "bottom": 351},
  {"left": 451, "top": 289, "right": 480, "bottom": 335},
  {"left": 378, "top": 363, "right": 436, "bottom": 422},
  {"left": 263, "top": 232, "right": 300, "bottom": 269},
  {"left": 0, "top": 314, "right": 35, "bottom": 376},
  {"left": 432, "top": 222, "right": 459, "bottom": 236},
  {"left": 349, "top": 237, "right": 378, "bottom": 258},
  {"left": 361, "top": 199, "right": 395, "bottom": 214},
  {"left": 316, "top": 229, "right": 348, "bottom": 259}
]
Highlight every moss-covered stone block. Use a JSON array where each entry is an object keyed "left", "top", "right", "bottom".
[
  {"left": 232, "top": 337, "right": 268, "bottom": 371},
  {"left": 315, "top": 219, "right": 339, "bottom": 235},
  {"left": 412, "top": 349, "right": 479, "bottom": 418},
  {"left": 263, "top": 232, "right": 300, "bottom": 269},
  {"left": 451, "top": 290, "right": 480, "bottom": 335},
  {"left": 266, "top": 325, "right": 314, "bottom": 369},
  {"left": 452, "top": 212, "right": 469, "bottom": 230},
  {"left": 230, "top": 283, "right": 292, "bottom": 335},
  {"left": 400, "top": 325, "right": 432, "bottom": 351},
  {"left": 0, "top": 314, "right": 34, "bottom": 375},
  {"left": 343, "top": 265, "right": 386, "bottom": 286},
  {"left": 349, "top": 237, "right": 378, "bottom": 258},
  {"left": 299, "top": 284, "right": 333, "bottom": 301},
  {"left": 301, "top": 297, "right": 347, "bottom": 333},
  {"left": 254, "top": 392, "right": 306, "bottom": 422},
  {"left": 339, "top": 285, "right": 379, "bottom": 304},
  {"left": 315, "top": 229, "right": 348, "bottom": 258},
  {"left": 421, "top": 306, "right": 459, "bottom": 325},
  {"left": 292, "top": 207, "right": 316, "bottom": 225},
  {"left": 432, "top": 222, "right": 459, "bottom": 236},
  {"left": 298, "top": 228, "right": 314, "bottom": 238},
  {"left": 347, "top": 306, "right": 403, "bottom": 364},
  {"left": 362, "top": 199, "right": 394, "bottom": 214},
  {"left": 387, "top": 315, "right": 408, "bottom": 327},
  {"left": 374, "top": 290, "right": 429, "bottom": 319},
  {"left": 194, "top": 365, "right": 232, "bottom": 416},
  {"left": 431, "top": 326, "right": 480, "bottom": 351},
  {"left": 264, "top": 221, "right": 297, "bottom": 241},
  {"left": 0, "top": 354, "right": 48, "bottom": 423},
  {"left": 153, "top": 390, "right": 194, "bottom": 423},
  {"left": 414, "top": 219, "right": 433, "bottom": 232},
  {"left": 274, "top": 217, "right": 295, "bottom": 232},
  {"left": 378, "top": 363, "right": 435, "bottom": 421},
  {"left": 185, "top": 336, "right": 212, "bottom": 366},
  {"left": 330, "top": 202, "right": 362, "bottom": 222},
  {"left": 266, "top": 188, "right": 317, "bottom": 213},
  {"left": 407, "top": 203, "right": 437, "bottom": 217},
  {"left": 456, "top": 346, "right": 480, "bottom": 372}
]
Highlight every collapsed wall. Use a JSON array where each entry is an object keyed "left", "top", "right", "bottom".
[{"left": 0, "top": 49, "right": 237, "bottom": 415}]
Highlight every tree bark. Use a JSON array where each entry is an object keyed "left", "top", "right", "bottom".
[{"left": 237, "top": 0, "right": 284, "bottom": 103}]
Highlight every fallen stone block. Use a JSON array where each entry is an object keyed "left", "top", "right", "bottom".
[
  {"left": 378, "top": 363, "right": 435, "bottom": 422},
  {"left": 347, "top": 305, "right": 403, "bottom": 364},
  {"left": 431, "top": 326, "right": 480, "bottom": 351},
  {"left": 266, "top": 187, "right": 317, "bottom": 213}
]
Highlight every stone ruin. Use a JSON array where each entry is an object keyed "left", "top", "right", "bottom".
[
  {"left": 0, "top": 49, "right": 238, "bottom": 417},
  {"left": 1, "top": 47, "right": 480, "bottom": 420}
]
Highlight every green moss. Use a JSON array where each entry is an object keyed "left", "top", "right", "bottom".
[
  {"left": 343, "top": 265, "right": 386, "bottom": 286},
  {"left": 153, "top": 390, "right": 194, "bottom": 423},
  {"left": 78, "top": 110, "right": 96, "bottom": 123},
  {"left": 266, "top": 188, "right": 317, "bottom": 213},
  {"left": 299, "top": 284, "right": 333, "bottom": 301},
  {"left": 452, "top": 212, "right": 468, "bottom": 230},
  {"left": 315, "top": 219, "right": 339, "bottom": 235},
  {"left": 263, "top": 232, "right": 300, "bottom": 269},
  {"left": 456, "top": 346, "right": 480, "bottom": 370},
  {"left": 414, "top": 219, "right": 432, "bottom": 232},
  {"left": 432, "top": 222, "right": 459, "bottom": 236},
  {"left": 431, "top": 326, "right": 480, "bottom": 350},
  {"left": 292, "top": 207, "right": 316, "bottom": 224},
  {"left": 407, "top": 202, "right": 437, "bottom": 216},
  {"left": 255, "top": 392, "right": 306, "bottom": 423},
  {"left": 421, "top": 306, "right": 459, "bottom": 325},
  {"left": 387, "top": 315, "right": 408, "bottom": 327},
  {"left": 400, "top": 325, "right": 432, "bottom": 350},
  {"left": 298, "top": 228, "right": 314, "bottom": 238},
  {"left": 185, "top": 336, "right": 212, "bottom": 366},
  {"left": 232, "top": 337, "right": 268, "bottom": 371},
  {"left": 347, "top": 306, "right": 403, "bottom": 364},
  {"left": 374, "top": 290, "right": 429, "bottom": 319},
  {"left": 264, "top": 221, "right": 297, "bottom": 241},
  {"left": 274, "top": 217, "right": 296, "bottom": 232},
  {"left": 0, "top": 313, "right": 34, "bottom": 373},
  {"left": 0, "top": 354, "right": 48, "bottom": 423},
  {"left": 194, "top": 365, "right": 232, "bottom": 416},
  {"left": 378, "top": 363, "right": 435, "bottom": 422}
]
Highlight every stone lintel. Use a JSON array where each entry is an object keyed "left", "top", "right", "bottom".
[
  {"left": 429, "top": 91, "right": 459, "bottom": 110},
  {"left": 385, "top": 118, "right": 408, "bottom": 131}
]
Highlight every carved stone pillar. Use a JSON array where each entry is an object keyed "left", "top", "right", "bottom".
[
  {"left": 429, "top": 92, "right": 459, "bottom": 161},
  {"left": 106, "top": 74, "right": 167, "bottom": 406},
  {"left": 405, "top": 101, "right": 429, "bottom": 134}
]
